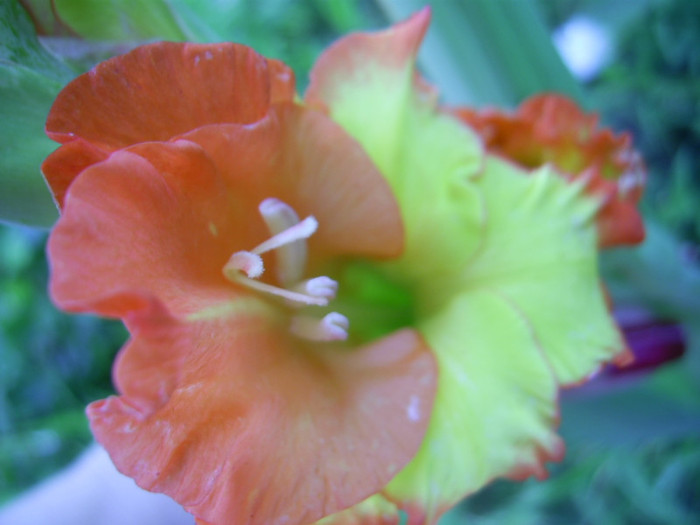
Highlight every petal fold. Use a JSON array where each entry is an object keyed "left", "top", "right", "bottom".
[
  {"left": 40, "top": 137, "right": 109, "bottom": 209},
  {"left": 47, "top": 42, "right": 295, "bottom": 149}
]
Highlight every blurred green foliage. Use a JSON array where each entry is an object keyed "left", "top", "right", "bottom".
[
  {"left": 1, "top": 0, "right": 699, "bottom": 522},
  {"left": 591, "top": 0, "right": 700, "bottom": 246},
  {"left": 0, "top": 225, "right": 125, "bottom": 502},
  {"left": 0, "top": 0, "right": 74, "bottom": 227},
  {"left": 448, "top": 438, "right": 700, "bottom": 525}
]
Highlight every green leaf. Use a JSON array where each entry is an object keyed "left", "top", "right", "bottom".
[
  {"left": 53, "top": 0, "right": 191, "bottom": 41},
  {"left": 0, "top": 1, "right": 76, "bottom": 227},
  {"left": 0, "top": 65, "right": 63, "bottom": 227},
  {"left": 375, "top": 0, "right": 586, "bottom": 107},
  {"left": 560, "top": 371, "right": 700, "bottom": 446},
  {"left": 0, "top": 0, "right": 73, "bottom": 81}
]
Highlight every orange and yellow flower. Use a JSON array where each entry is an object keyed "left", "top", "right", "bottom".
[{"left": 44, "top": 8, "right": 643, "bottom": 525}]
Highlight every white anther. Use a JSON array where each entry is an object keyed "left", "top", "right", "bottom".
[
  {"left": 223, "top": 251, "right": 264, "bottom": 279},
  {"left": 293, "top": 276, "right": 338, "bottom": 300},
  {"left": 290, "top": 312, "right": 349, "bottom": 341}
]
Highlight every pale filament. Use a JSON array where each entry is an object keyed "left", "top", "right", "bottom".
[{"left": 222, "top": 198, "right": 348, "bottom": 341}]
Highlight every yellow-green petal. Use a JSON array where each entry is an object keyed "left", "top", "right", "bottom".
[
  {"left": 385, "top": 157, "right": 625, "bottom": 518},
  {"left": 385, "top": 289, "right": 562, "bottom": 522},
  {"left": 460, "top": 157, "right": 625, "bottom": 384},
  {"left": 306, "top": 9, "right": 484, "bottom": 278}
]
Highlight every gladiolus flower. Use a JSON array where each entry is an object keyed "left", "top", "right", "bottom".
[
  {"left": 44, "top": 7, "right": 639, "bottom": 525},
  {"left": 45, "top": 44, "right": 437, "bottom": 525},
  {"left": 456, "top": 94, "right": 646, "bottom": 248}
]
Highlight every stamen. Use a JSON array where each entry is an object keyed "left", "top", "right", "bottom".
[
  {"left": 290, "top": 312, "right": 349, "bottom": 341},
  {"left": 251, "top": 215, "right": 318, "bottom": 255},
  {"left": 221, "top": 199, "right": 350, "bottom": 337},
  {"left": 292, "top": 276, "right": 338, "bottom": 301},
  {"left": 227, "top": 273, "right": 329, "bottom": 307}
]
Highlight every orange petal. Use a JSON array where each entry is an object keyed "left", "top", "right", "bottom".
[
  {"left": 46, "top": 42, "right": 295, "bottom": 151},
  {"left": 88, "top": 302, "right": 436, "bottom": 525},
  {"left": 41, "top": 139, "right": 109, "bottom": 209},
  {"left": 48, "top": 140, "right": 260, "bottom": 317},
  {"left": 181, "top": 103, "right": 404, "bottom": 262}
]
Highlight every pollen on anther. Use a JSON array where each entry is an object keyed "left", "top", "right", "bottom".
[
  {"left": 224, "top": 251, "right": 264, "bottom": 279},
  {"left": 293, "top": 276, "right": 338, "bottom": 300}
]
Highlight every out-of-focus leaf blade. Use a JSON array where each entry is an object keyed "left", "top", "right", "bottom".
[
  {"left": 376, "top": 0, "right": 586, "bottom": 107},
  {"left": 0, "top": 0, "right": 76, "bottom": 227},
  {"left": 53, "top": 0, "right": 190, "bottom": 41},
  {"left": 0, "top": 65, "right": 61, "bottom": 227},
  {"left": 561, "top": 373, "right": 700, "bottom": 447},
  {"left": 603, "top": 221, "right": 700, "bottom": 381},
  {"left": 1, "top": 0, "right": 73, "bottom": 80}
]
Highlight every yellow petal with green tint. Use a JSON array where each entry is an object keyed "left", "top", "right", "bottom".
[
  {"left": 385, "top": 289, "right": 562, "bottom": 522},
  {"left": 306, "top": 8, "right": 484, "bottom": 278},
  {"left": 458, "top": 157, "right": 625, "bottom": 384},
  {"left": 386, "top": 157, "right": 625, "bottom": 519},
  {"left": 315, "top": 494, "right": 399, "bottom": 525}
]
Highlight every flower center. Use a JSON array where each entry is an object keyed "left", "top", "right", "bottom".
[{"left": 222, "top": 198, "right": 349, "bottom": 342}]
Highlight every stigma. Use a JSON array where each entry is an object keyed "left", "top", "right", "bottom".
[{"left": 223, "top": 198, "right": 349, "bottom": 342}]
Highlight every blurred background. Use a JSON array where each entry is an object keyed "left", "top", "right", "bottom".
[{"left": 1, "top": 0, "right": 699, "bottom": 523}]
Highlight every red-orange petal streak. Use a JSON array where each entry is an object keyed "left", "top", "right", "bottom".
[{"left": 88, "top": 304, "right": 436, "bottom": 525}]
